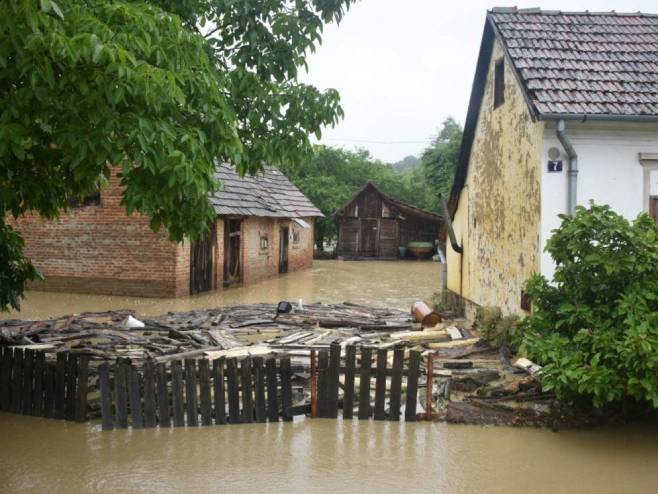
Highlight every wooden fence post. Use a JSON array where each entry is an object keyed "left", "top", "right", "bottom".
[
  {"left": 343, "top": 345, "right": 356, "bottom": 419},
  {"left": 22, "top": 349, "right": 34, "bottom": 415},
  {"left": 32, "top": 351, "right": 44, "bottom": 417},
  {"left": 240, "top": 357, "right": 254, "bottom": 424},
  {"left": 53, "top": 352, "right": 66, "bottom": 419},
  {"left": 114, "top": 359, "right": 129, "bottom": 429},
  {"left": 389, "top": 347, "right": 404, "bottom": 421},
  {"left": 405, "top": 350, "right": 421, "bottom": 422},
  {"left": 184, "top": 359, "right": 199, "bottom": 427},
  {"left": 74, "top": 356, "right": 89, "bottom": 423},
  {"left": 142, "top": 360, "right": 157, "bottom": 428},
  {"left": 374, "top": 349, "right": 388, "bottom": 421},
  {"left": 156, "top": 362, "right": 171, "bottom": 428},
  {"left": 253, "top": 357, "right": 266, "bottom": 423},
  {"left": 280, "top": 357, "right": 293, "bottom": 422},
  {"left": 0, "top": 347, "right": 11, "bottom": 412},
  {"left": 265, "top": 358, "right": 278, "bottom": 422},
  {"left": 198, "top": 359, "right": 212, "bottom": 426},
  {"left": 327, "top": 343, "right": 341, "bottom": 419},
  {"left": 43, "top": 362, "right": 55, "bottom": 419},
  {"left": 64, "top": 353, "right": 78, "bottom": 421},
  {"left": 226, "top": 358, "right": 240, "bottom": 424},
  {"left": 310, "top": 350, "right": 318, "bottom": 418},
  {"left": 171, "top": 360, "right": 185, "bottom": 427},
  {"left": 98, "top": 363, "right": 114, "bottom": 431},
  {"left": 213, "top": 359, "right": 226, "bottom": 425},
  {"left": 358, "top": 347, "right": 372, "bottom": 420},
  {"left": 127, "top": 362, "right": 143, "bottom": 429},
  {"left": 426, "top": 353, "right": 434, "bottom": 421}
]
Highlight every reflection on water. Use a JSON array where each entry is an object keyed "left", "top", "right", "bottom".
[
  {"left": 3, "top": 260, "right": 442, "bottom": 320},
  {"left": 1, "top": 413, "right": 658, "bottom": 493}
]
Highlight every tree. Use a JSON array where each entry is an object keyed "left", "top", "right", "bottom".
[
  {"left": 0, "top": 0, "right": 353, "bottom": 310},
  {"left": 420, "top": 117, "right": 463, "bottom": 199},
  {"left": 520, "top": 203, "right": 658, "bottom": 408}
]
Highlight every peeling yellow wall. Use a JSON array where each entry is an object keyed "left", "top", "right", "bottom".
[{"left": 447, "top": 40, "right": 544, "bottom": 315}]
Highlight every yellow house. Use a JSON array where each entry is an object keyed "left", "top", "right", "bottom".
[{"left": 446, "top": 8, "right": 658, "bottom": 316}]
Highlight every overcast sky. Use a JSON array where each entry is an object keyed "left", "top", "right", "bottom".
[{"left": 301, "top": 1, "right": 657, "bottom": 163}]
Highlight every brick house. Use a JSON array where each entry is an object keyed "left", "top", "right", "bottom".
[{"left": 13, "top": 164, "right": 323, "bottom": 297}]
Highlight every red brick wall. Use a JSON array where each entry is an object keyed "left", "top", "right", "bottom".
[
  {"left": 11, "top": 165, "right": 316, "bottom": 297},
  {"left": 11, "top": 170, "right": 187, "bottom": 297}
]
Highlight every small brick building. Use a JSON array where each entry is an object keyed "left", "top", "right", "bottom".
[{"left": 13, "top": 164, "right": 323, "bottom": 297}]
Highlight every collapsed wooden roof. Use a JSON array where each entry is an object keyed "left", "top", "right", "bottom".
[
  {"left": 336, "top": 181, "right": 443, "bottom": 222},
  {"left": 211, "top": 163, "right": 323, "bottom": 218}
]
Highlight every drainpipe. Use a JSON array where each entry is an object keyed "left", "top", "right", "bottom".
[
  {"left": 440, "top": 196, "right": 462, "bottom": 254},
  {"left": 555, "top": 119, "right": 578, "bottom": 215}
]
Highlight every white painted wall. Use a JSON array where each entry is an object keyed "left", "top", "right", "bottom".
[{"left": 540, "top": 121, "right": 658, "bottom": 280}]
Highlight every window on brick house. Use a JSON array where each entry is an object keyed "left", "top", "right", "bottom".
[
  {"left": 259, "top": 234, "right": 269, "bottom": 251},
  {"left": 292, "top": 229, "right": 301, "bottom": 244},
  {"left": 494, "top": 58, "right": 505, "bottom": 109},
  {"left": 68, "top": 190, "right": 101, "bottom": 208}
]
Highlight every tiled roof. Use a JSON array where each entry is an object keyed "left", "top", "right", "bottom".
[
  {"left": 211, "top": 164, "right": 323, "bottom": 218},
  {"left": 489, "top": 7, "right": 658, "bottom": 117}
]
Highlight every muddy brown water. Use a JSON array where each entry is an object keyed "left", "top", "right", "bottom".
[
  {"left": 2, "top": 260, "right": 442, "bottom": 320},
  {"left": 2, "top": 260, "right": 658, "bottom": 492}
]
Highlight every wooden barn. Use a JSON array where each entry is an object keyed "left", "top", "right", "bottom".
[{"left": 335, "top": 182, "right": 443, "bottom": 259}]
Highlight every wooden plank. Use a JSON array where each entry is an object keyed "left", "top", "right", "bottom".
[
  {"left": 198, "top": 359, "right": 212, "bottom": 426},
  {"left": 184, "top": 359, "right": 199, "bottom": 427},
  {"left": 280, "top": 357, "right": 293, "bottom": 422},
  {"left": 405, "top": 350, "right": 421, "bottom": 422},
  {"left": 226, "top": 358, "right": 240, "bottom": 424},
  {"left": 374, "top": 348, "right": 388, "bottom": 421},
  {"left": 327, "top": 343, "right": 341, "bottom": 419},
  {"left": 43, "top": 362, "right": 55, "bottom": 419},
  {"left": 171, "top": 360, "right": 185, "bottom": 427},
  {"left": 65, "top": 353, "right": 77, "bottom": 421},
  {"left": 213, "top": 359, "right": 226, "bottom": 425},
  {"left": 0, "top": 347, "right": 11, "bottom": 412},
  {"left": 253, "top": 357, "right": 266, "bottom": 423},
  {"left": 74, "top": 356, "right": 89, "bottom": 423},
  {"left": 240, "top": 357, "right": 253, "bottom": 423},
  {"left": 114, "top": 359, "right": 129, "bottom": 429},
  {"left": 389, "top": 347, "right": 404, "bottom": 421},
  {"left": 265, "top": 358, "right": 279, "bottom": 422},
  {"left": 317, "top": 350, "right": 328, "bottom": 418},
  {"left": 127, "top": 363, "right": 143, "bottom": 429},
  {"left": 32, "top": 351, "right": 45, "bottom": 416},
  {"left": 22, "top": 349, "right": 35, "bottom": 415},
  {"left": 98, "top": 363, "right": 114, "bottom": 431},
  {"left": 342, "top": 345, "right": 356, "bottom": 419},
  {"left": 53, "top": 351, "right": 66, "bottom": 419},
  {"left": 11, "top": 348, "right": 24, "bottom": 414},
  {"left": 358, "top": 347, "right": 372, "bottom": 420},
  {"left": 156, "top": 363, "right": 171, "bottom": 428},
  {"left": 142, "top": 360, "right": 157, "bottom": 428}
]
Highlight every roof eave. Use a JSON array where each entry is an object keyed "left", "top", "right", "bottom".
[{"left": 538, "top": 113, "right": 658, "bottom": 123}]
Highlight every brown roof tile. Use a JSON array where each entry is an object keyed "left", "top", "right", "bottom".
[{"left": 489, "top": 8, "right": 658, "bottom": 116}]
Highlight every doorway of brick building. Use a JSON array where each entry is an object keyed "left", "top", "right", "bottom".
[
  {"left": 279, "top": 226, "right": 289, "bottom": 273},
  {"left": 190, "top": 221, "right": 217, "bottom": 294},
  {"left": 224, "top": 219, "right": 242, "bottom": 286}
]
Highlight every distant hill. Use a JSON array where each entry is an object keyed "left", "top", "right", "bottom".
[{"left": 392, "top": 155, "right": 419, "bottom": 172}]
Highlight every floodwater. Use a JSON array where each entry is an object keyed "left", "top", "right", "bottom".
[
  {"left": 2, "top": 260, "right": 442, "bottom": 320},
  {"left": 3, "top": 259, "right": 658, "bottom": 493},
  {"left": 1, "top": 413, "right": 658, "bottom": 493}
]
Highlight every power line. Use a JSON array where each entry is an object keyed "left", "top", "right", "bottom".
[{"left": 322, "top": 137, "right": 432, "bottom": 145}]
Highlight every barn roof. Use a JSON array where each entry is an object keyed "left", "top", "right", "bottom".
[
  {"left": 211, "top": 163, "right": 323, "bottom": 218},
  {"left": 337, "top": 182, "right": 443, "bottom": 222}
]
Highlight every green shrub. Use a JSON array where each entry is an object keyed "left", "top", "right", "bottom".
[{"left": 520, "top": 203, "right": 658, "bottom": 408}]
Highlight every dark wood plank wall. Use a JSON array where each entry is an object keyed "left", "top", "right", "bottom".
[{"left": 336, "top": 187, "right": 440, "bottom": 258}]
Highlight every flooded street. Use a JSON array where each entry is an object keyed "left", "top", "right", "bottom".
[
  {"left": 2, "top": 413, "right": 658, "bottom": 494},
  {"left": 2, "top": 259, "right": 658, "bottom": 493},
  {"left": 2, "top": 260, "right": 441, "bottom": 320}
]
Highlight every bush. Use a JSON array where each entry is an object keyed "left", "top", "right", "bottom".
[{"left": 520, "top": 203, "right": 658, "bottom": 408}]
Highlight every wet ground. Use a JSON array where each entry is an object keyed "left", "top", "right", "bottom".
[
  {"left": 2, "top": 260, "right": 442, "bottom": 320},
  {"left": 2, "top": 413, "right": 658, "bottom": 494}
]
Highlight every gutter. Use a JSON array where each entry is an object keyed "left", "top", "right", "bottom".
[
  {"left": 541, "top": 113, "right": 658, "bottom": 123},
  {"left": 440, "top": 195, "right": 462, "bottom": 254},
  {"left": 555, "top": 119, "right": 578, "bottom": 215}
]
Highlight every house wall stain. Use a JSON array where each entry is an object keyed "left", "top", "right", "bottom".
[{"left": 447, "top": 40, "right": 544, "bottom": 315}]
